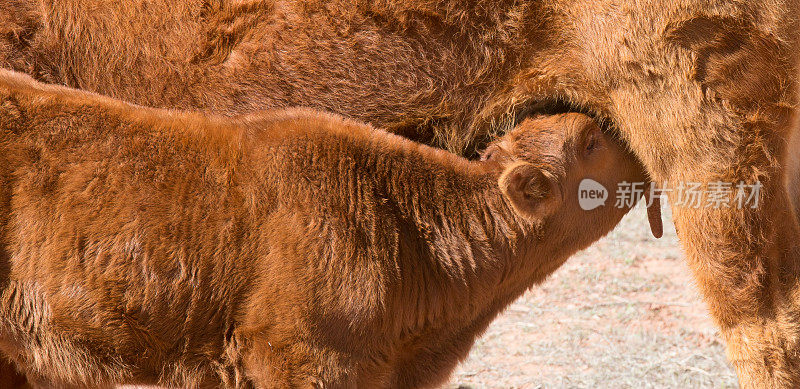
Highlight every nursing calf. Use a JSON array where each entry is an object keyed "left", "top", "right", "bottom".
[
  {"left": 0, "top": 71, "right": 651, "bottom": 387},
  {"left": 2, "top": 2, "right": 800, "bottom": 384}
]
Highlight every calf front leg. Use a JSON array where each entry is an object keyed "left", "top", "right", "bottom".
[{"left": 0, "top": 357, "right": 29, "bottom": 388}]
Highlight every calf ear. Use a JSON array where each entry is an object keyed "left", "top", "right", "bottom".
[{"left": 499, "top": 162, "right": 562, "bottom": 219}]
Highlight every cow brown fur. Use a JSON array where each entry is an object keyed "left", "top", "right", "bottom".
[
  {"left": 1, "top": 0, "right": 800, "bottom": 386},
  {"left": 789, "top": 96, "right": 800, "bottom": 223},
  {"left": 0, "top": 71, "right": 647, "bottom": 388}
]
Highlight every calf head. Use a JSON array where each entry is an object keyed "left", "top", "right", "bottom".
[{"left": 484, "top": 113, "right": 662, "bottom": 249}]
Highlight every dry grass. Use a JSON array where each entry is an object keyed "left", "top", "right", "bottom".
[{"left": 447, "top": 204, "right": 738, "bottom": 388}]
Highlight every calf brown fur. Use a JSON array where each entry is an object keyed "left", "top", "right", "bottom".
[
  {"left": 2, "top": 1, "right": 800, "bottom": 386},
  {"left": 0, "top": 71, "right": 647, "bottom": 388}
]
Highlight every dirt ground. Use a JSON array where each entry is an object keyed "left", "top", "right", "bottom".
[{"left": 447, "top": 204, "right": 738, "bottom": 388}]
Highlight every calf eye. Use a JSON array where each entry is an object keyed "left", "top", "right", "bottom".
[
  {"left": 482, "top": 145, "right": 500, "bottom": 161},
  {"left": 586, "top": 137, "right": 597, "bottom": 152}
]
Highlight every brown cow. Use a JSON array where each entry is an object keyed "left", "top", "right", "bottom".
[
  {"left": 0, "top": 71, "right": 652, "bottom": 388},
  {"left": 789, "top": 108, "right": 800, "bottom": 221},
  {"left": 1, "top": 1, "right": 799, "bottom": 386}
]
